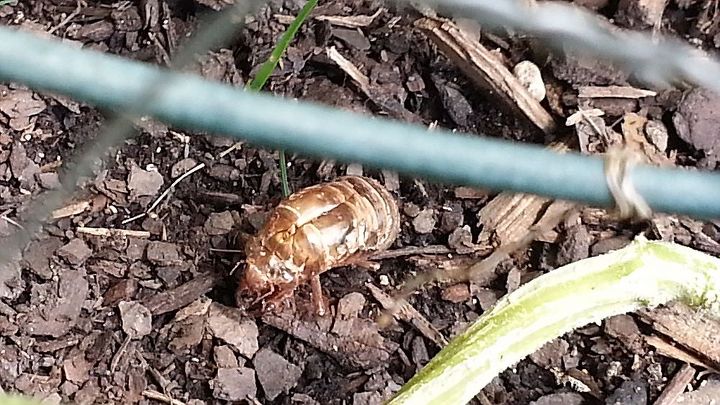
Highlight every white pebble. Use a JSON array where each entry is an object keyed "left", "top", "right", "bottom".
[{"left": 513, "top": 60, "right": 546, "bottom": 102}]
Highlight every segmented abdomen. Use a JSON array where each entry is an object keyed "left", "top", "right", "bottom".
[{"left": 252, "top": 175, "right": 400, "bottom": 282}]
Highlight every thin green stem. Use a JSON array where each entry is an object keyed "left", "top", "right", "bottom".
[
  {"left": 388, "top": 237, "right": 720, "bottom": 405},
  {"left": 279, "top": 149, "right": 290, "bottom": 197},
  {"left": 246, "top": 0, "right": 319, "bottom": 92},
  {"left": 246, "top": 0, "right": 318, "bottom": 197}
]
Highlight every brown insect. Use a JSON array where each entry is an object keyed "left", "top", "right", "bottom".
[{"left": 237, "top": 175, "right": 400, "bottom": 315}]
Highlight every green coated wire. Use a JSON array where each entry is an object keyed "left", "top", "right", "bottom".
[
  {"left": 247, "top": 0, "right": 319, "bottom": 198},
  {"left": 0, "top": 27, "right": 719, "bottom": 219}
]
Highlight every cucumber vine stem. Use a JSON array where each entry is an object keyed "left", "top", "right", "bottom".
[{"left": 388, "top": 237, "right": 720, "bottom": 405}]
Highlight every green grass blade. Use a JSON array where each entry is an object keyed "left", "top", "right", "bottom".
[
  {"left": 246, "top": 0, "right": 318, "bottom": 197},
  {"left": 278, "top": 148, "right": 291, "bottom": 197},
  {"left": 246, "top": 0, "right": 319, "bottom": 92},
  {"left": 388, "top": 237, "right": 720, "bottom": 405}
]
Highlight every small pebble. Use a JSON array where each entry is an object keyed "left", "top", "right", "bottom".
[
  {"left": 412, "top": 208, "right": 436, "bottom": 234},
  {"left": 253, "top": 348, "right": 303, "bottom": 401},
  {"left": 440, "top": 205, "right": 463, "bottom": 233},
  {"left": 345, "top": 163, "right": 363, "bottom": 176},
  {"left": 403, "top": 203, "right": 420, "bottom": 218},
  {"left": 146, "top": 241, "right": 182, "bottom": 266},
  {"left": 127, "top": 164, "right": 164, "bottom": 198},
  {"left": 56, "top": 238, "right": 92, "bottom": 266},
  {"left": 441, "top": 283, "right": 471, "bottom": 303},
  {"left": 36, "top": 172, "right": 61, "bottom": 189},
  {"left": 204, "top": 211, "right": 235, "bottom": 236},
  {"left": 513, "top": 60, "right": 546, "bottom": 102},
  {"left": 212, "top": 367, "right": 256, "bottom": 401},
  {"left": 170, "top": 158, "right": 198, "bottom": 178},
  {"left": 118, "top": 301, "right": 152, "bottom": 339}
]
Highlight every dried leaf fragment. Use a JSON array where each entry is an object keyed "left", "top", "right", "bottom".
[{"left": 316, "top": 8, "right": 384, "bottom": 28}]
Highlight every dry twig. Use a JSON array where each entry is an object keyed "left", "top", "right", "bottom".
[
  {"left": 315, "top": 8, "right": 384, "bottom": 28},
  {"left": 414, "top": 16, "right": 556, "bottom": 134},
  {"left": 367, "top": 283, "right": 448, "bottom": 347},
  {"left": 76, "top": 227, "right": 151, "bottom": 238},
  {"left": 578, "top": 85, "right": 657, "bottom": 99},
  {"left": 326, "top": 46, "right": 419, "bottom": 122},
  {"left": 640, "top": 301, "right": 720, "bottom": 370},
  {"left": 142, "top": 390, "right": 186, "bottom": 405},
  {"left": 653, "top": 363, "right": 695, "bottom": 405},
  {"left": 644, "top": 335, "right": 715, "bottom": 370}
]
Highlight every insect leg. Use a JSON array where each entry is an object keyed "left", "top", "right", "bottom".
[
  {"left": 264, "top": 280, "right": 299, "bottom": 312},
  {"left": 310, "top": 274, "right": 329, "bottom": 316}
]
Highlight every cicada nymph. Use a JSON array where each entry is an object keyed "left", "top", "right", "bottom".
[{"left": 237, "top": 175, "right": 400, "bottom": 315}]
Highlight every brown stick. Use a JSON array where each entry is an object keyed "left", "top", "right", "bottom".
[
  {"left": 370, "top": 245, "right": 451, "bottom": 260},
  {"left": 367, "top": 283, "right": 448, "bottom": 347},
  {"left": 142, "top": 272, "right": 221, "bottom": 315},
  {"left": 639, "top": 301, "right": 720, "bottom": 371},
  {"left": 415, "top": 17, "right": 557, "bottom": 135},
  {"left": 653, "top": 363, "right": 695, "bottom": 405}
]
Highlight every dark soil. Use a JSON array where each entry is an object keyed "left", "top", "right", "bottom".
[{"left": 1, "top": 0, "right": 720, "bottom": 404}]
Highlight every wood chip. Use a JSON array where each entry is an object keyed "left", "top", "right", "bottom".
[
  {"left": 415, "top": 17, "right": 556, "bottom": 135},
  {"left": 408, "top": 255, "right": 495, "bottom": 286},
  {"left": 644, "top": 334, "right": 716, "bottom": 371},
  {"left": 273, "top": 14, "right": 296, "bottom": 25},
  {"left": 316, "top": 8, "right": 384, "bottom": 28},
  {"left": 653, "top": 363, "right": 695, "bottom": 405},
  {"left": 366, "top": 283, "right": 448, "bottom": 347},
  {"left": 621, "top": 112, "right": 673, "bottom": 167},
  {"left": 141, "top": 273, "right": 220, "bottom": 315},
  {"left": 578, "top": 85, "right": 657, "bottom": 99},
  {"left": 51, "top": 200, "right": 90, "bottom": 219},
  {"left": 261, "top": 304, "right": 397, "bottom": 369},
  {"left": 453, "top": 186, "right": 489, "bottom": 199},
  {"left": 327, "top": 46, "right": 371, "bottom": 94},
  {"left": 476, "top": 140, "right": 576, "bottom": 247},
  {"left": 640, "top": 301, "right": 720, "bottom": 370},
  {"left": 326, "top": 46, "right": 418, "bottom": 122}
]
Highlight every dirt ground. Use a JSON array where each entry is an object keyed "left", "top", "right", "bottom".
[{"left": 2, "top": 0, "right": 720, "bottom": 404}]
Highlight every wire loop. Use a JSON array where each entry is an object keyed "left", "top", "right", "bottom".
[{"left": 604, "top": 148, "right": 652, "bottom": 221}]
